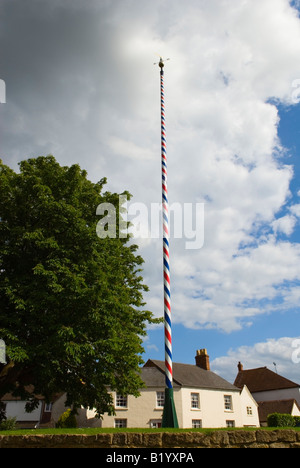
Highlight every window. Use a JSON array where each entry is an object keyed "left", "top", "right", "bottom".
[
  {"left": 247, "top": 406, "right": 253, "bottom": 415},
  {"left": 224, "top": 395, "right": 233, "bottom": 411},
  {"left": 150, "top": 420, "right": 162, "bottom": 428},
  {"left": 114, "top": 419, "right": 127, "bottom": 428},
  {"left": 156, "top": 391, "right": 165, "bottom": 408},
  {"left": 44, "top": 403, "right": 52, "bottom": 412},
  {"left": 192, "top": 419, "right": 202, "bottom": 428},
  {"left": 116, "top": 394, "right": 127, "bottom": 408},
  {"left": 191, "top": 393, "right": 200, "bottom": 409},
  {"left": 226, "top": 420, "right": 235, "bottom": 428}
]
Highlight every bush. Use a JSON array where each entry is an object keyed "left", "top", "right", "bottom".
[
  {"left": 267, "top": 413, "right": 296, "bottom": 427},
  {"left": 0, "top": 402, "right": 6, "bottom": 423},
  {"left": 294, "top": 416, "right": 300, "bottom": 427},
  {"left": 0, "top": 417, "right": 17, "bottom": 431},
  {"left": 56, "top": 409, "right": 77, "bottom": 428}
]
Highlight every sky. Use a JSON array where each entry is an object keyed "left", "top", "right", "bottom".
[{"left": 1, "top": 0, "right": 300, "bottom": 385}]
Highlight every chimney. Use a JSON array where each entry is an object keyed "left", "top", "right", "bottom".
[
  {"left": 237, "top": 362, "right": 243, "bottom": 372},
  {"left": 195, "top": 349, "right": 210, "bottom": 371}
]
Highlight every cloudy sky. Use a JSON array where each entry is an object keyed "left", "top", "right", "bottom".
[{"left": 1, "top": 0, "right": 300, "bottom": 384}]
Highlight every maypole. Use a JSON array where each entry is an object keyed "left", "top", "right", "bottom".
[{"left": 156, "top": 56, "right": 178, "bottom": 428}]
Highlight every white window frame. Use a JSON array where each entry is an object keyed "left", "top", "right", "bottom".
[
  {"left": 224, "top": 395, "right": 233, "bottom": 411},
  {"left": 191, "top": 392, "right": 200, "bottom": 410},
  {"left": 156, "top": 391, "right": 165, "bottom": 408},
  {"left": 192, "top": 419, "right": 202, "bottom": 428},
  {"left": 226, "top": 420, "right": 235, "bottom": 428},
  {"left": 115, "top": 394, "right": 128, "bottom": 408},
  {"left": 44, "top": 402, "right": 52, "bottom": 412},
  {"left": 114, "top": 419, "right": 127, "bottom": 428},
  {"left": 150, "top": 419, "right": 162, "bottom": 428}
]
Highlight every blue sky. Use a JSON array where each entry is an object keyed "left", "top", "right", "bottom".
[{"left": 1, "top": 0, "right": 300, "bottom": 384}]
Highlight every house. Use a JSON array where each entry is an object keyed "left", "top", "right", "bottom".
[
  {"left": 78, "top": 349, "right": 259, "bottom": 429},
  {"left": 1, "top": 391, "right": 43, "bottom": 428},
  {"left": 2, "top": 350, "right": 260, "bottom": 429},
  {"left": 0, "top": 384, "right": 67, "bottom": 429},
  {"left": 257, "top": 399, "right": 300, "bottom": 426},
  {"left": 1, "top": 388, "right": 58, "bottom": 429},
  {"left": 234, "top": 362, "right": 300, "bottom": 405},
  {"left": 234, "top": 362, "right": 300, "bottom": 426}
]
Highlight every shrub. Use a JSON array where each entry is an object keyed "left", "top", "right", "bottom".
[
  {"left": 56, "top": 409, "right": 77, "bottom": 428},
  {"left": 267, "top": 413, "right": 296, "bottom": 427},
  {"left": 0, "top": 417, "right": 17, "bottom": 431},
  {"left": 294, "top": 416, "right": 300, "bottom": 427},
  {"left": 0, "top": 402, "right": 6, "bottom": 423}
]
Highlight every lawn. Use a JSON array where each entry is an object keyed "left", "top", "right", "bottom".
[{"left": 0, "top": 426, "right": 300, "bottom": 436}]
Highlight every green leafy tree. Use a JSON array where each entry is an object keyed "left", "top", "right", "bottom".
[{"left": 0, "top": 156, "right": 157, "bottom": 416}]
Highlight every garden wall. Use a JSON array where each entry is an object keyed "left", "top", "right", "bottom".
[{"left": 0, "top": 429, "right": 300, "bottom": 448}]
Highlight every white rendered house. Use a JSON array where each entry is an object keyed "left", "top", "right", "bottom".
[
  {"left": 234, "top": 362, "right": 300, "bottom": 426},
  {"left": 2, "top": 350, "right": 260, "bottom": 429},
  {"left": 79, "top": 349, "right": 259, "bottom": 429}
]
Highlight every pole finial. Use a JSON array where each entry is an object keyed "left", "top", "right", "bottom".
[{"left": 154, "top": 56, "right": 170, "bottom": 68}]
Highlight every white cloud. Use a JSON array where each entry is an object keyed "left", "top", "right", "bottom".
[
  {"left": 2, "top": 0, "right": 300, "bottom": 333},
  {"left": 272, "top": 215, "right": 296, "bottom": 235},
  {"left": 109, "top": 136, "right": 155, "bottom": 161},
  {"left": 136, "top": 0, "right": 300, "bottom": 331},
  {"left": 290, "top": 204, "right": 300, "bottom": 217},
  {"left": 211, "top": 337, "right": 300, "bottom": 384}
]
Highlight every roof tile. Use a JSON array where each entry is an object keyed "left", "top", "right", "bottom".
[{"left": 234, "top": 366, "right": 300, "bottom": 393}]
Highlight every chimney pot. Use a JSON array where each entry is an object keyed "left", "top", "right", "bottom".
[
  {"left": 238, "top": 362, "right": 243, "bottom": 372},
  {"left": 195, "top": 349, "right": 210, "bottom": 371}
]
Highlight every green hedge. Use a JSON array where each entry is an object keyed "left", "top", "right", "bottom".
[
  {"left": 295, "top": 416, "right": 300, "bottom": 427},
  {"left": 267, "top": 413, "right": 299, "bottom": 427}
]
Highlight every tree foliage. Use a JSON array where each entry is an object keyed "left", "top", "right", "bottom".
[{"left": 0, "top": 155, "right": 157, "bottom": 416}]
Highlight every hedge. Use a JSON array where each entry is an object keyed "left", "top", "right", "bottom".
[{"left": 267, "top": 413, "right": 299, "bottom": 427}]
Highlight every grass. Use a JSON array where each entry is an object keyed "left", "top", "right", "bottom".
[{"left": 0, "top": 426, "right": 300, "bottom": 436}]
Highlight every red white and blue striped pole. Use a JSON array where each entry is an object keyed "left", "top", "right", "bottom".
[
  {"left": 157, "top": 57, "right": 178, "bottom": 428},
  {"left": 159, "top": 58, "right": 173, "bottom": 390}
]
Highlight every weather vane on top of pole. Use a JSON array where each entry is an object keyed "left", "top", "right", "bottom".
[{"left": 154, "top": 55, "right": 178, "bottom": 428}]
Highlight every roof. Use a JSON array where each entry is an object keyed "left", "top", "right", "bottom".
[
  {"left": 1, "top": 385, "right": 44, "bottom": 401},
  {"left": 143, "top": 359, "right": 239, "bottom": 392},
  {"left": 257, "top": 399, "right": 300, "bottom": 423},
  {"left": 234, "top": 366, "right": 300, "bottom": 393},
  {"left": 1, "top": 386, "right": 63, "bottom": 403}
]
